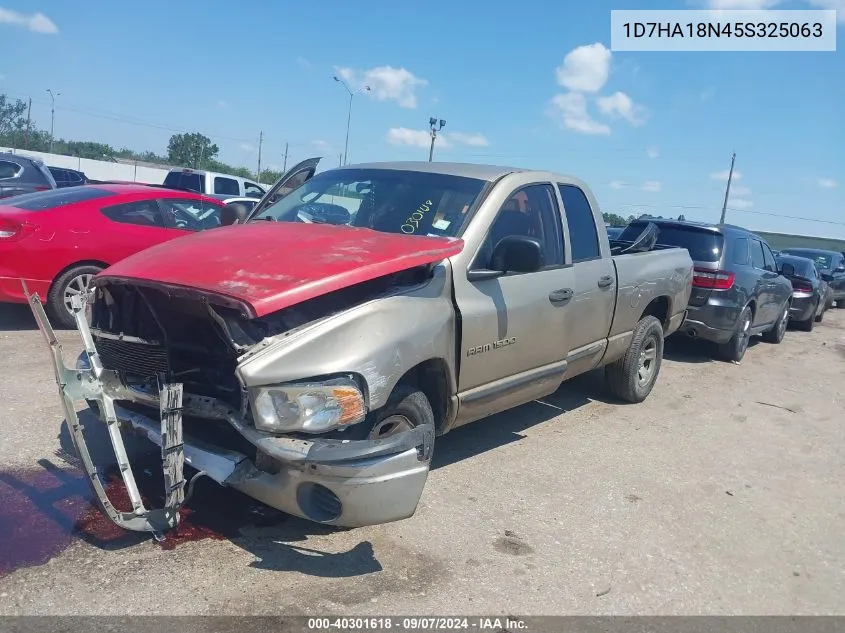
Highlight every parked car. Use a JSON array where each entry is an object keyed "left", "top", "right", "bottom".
[
  {"left": 162, "top": 167, "right": 267, "bottom": 199},
  {"left": 209, "top": 194, "right": 261, "bottom": 215},
  {"left": 777, "top": 247, "right": 845, "bottom": 308},
  {"left": 0, "top": 184, "right": 226, "bottom": 328},
  {"left": 0, "top": 151, "right": 57, "bottom": 199},
  {"left": 48, "top": 166, "right": 89, "bottom": 188},
  {"left": 775, "top": 253, "right": 831, "bottom": 331},
  {"left": 27, "top": 158, "right": 693, "bottom": 535},
  {"left": 617, "top": 219, "right": 793, "bottom": 362}
]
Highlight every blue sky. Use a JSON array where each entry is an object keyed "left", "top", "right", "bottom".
[{"left": 1, "top": 0, "right": 843, "bottom": 237}]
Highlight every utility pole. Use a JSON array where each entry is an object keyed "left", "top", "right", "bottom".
[
  {"left": 46, "top": 89, "right": 60, "bottom": 153},
  {"left": 282, "top": 142, "right": 289, "bottom": 171},
  {"left": 257, "top": 131, "right": 263, "bottom": 181},
  {"left": 719, "top": 152, "right": 736, "bottom": 224},
  {"left": 333, "top": 76, "right": 371, "bottom": 165},
  {"left": 24, "top": 98, "right": 31, "bottom": 149},
  {"left": 428, "top": 117, "right": 446, "bottom": 162}
]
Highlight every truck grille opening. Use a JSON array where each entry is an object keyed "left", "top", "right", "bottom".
[{"left": 90, "top": 282, "right": 249, "bottom": 410}]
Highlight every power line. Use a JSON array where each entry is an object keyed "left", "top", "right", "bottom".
[{"left": 726, "top": 207, "right": 845, "bottom": 226}]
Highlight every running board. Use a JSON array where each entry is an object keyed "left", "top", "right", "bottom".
[{"left": 24, "top": 283, "right": 185, "bottom": 537}]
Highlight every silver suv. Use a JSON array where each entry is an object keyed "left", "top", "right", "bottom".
[{"left": 0, "top": 152, "right": 58, "bottom": 199}]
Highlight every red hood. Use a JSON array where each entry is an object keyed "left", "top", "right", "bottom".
[{"left": 96, "top": 222, "right": 464, "bottom": 317}]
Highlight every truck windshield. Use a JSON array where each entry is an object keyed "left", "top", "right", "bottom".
[
  {"left": 249, "top": 168, "right": 487, "bottom": 238},
  {"left": 619, "top": 222, "right": 724, "bottom": 262},
  {"left": 164, "top": 171, "right": 204, "bottom": 193}
]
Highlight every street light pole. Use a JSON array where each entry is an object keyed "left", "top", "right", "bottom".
[
  {"left": 428, "top": 117, "right": 446, "bottom": 162},
  {"left": 333, "top": 76, "right": 370, "bottom": 166},
  {"left": 46, "top": 89, "right": 60, "bottom": 153},
  {"left": 719, "top": 151, "right": 737, "bottom": 224}
]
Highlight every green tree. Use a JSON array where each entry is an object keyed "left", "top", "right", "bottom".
[
  {"left": 167, "top": 132, "right": 219, "bottom": 168},
  {"left": 258, "top": 169, "right": 282, "bottom": 184},
  {"left": 0, "top": 94, "right": 28, "bottom": 136},
  {"left": 602, "top": 212, "right": 628, "bottom": 226}
]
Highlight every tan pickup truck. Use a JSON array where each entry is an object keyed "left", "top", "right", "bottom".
[{"left": 27, "top": 159, "right": 693, "bottom": 537}]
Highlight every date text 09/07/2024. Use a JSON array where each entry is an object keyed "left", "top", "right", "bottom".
[
  {"left": 622, "top": 21, "right": 824, "bottom": 39},
  {"left": 306, "top": 617, "right": 528, "bottom": 631}
]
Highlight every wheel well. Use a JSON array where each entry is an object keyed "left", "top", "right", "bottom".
[
  {"left": 49, "top": 260, "right": 108, "bottom": 292},
  {"left": 640, "top": 296, "right": 670, "bottom": 330},
  {"left": 395, "top": 359, "right": 450, "bottom": 434},
  {"left": 746, "top": 300, "right": 757, "bottom": 319}
]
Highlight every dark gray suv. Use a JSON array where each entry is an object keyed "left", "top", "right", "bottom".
[
  {"left": 0, "top": 152, "right": 58, "bottom": 199},
  {"left": 619, "top": 219, "right": 793, "bottom": 362}
]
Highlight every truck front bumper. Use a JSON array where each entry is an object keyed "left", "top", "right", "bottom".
[{"left": 25, "top": 286, "right": 434, "bottom": 536}]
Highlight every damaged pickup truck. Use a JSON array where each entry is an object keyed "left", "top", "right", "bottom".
[{"left": 26, "top": 158, "right": 693, "bottom": 537}]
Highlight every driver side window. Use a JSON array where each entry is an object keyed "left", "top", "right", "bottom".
[{"left": 474, "top": 184, "right": 564, "bottom": 271}]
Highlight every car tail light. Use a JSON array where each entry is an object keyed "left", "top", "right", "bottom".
[
  {"left": 33, "top": 185, "right": 50, "bottom": 191},
  {"left": 791, "top": 281, "right": 813, "bottom": 293},
  {"left": 0, "top": 218, "right": 36, "bottom": 242},
  {"left": 692, "top": 267, "right": 735, "bottom": 290}
]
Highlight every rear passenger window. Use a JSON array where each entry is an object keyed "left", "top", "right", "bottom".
[
  {"left": 750, "top": 240, "right": 766, "bottom": 269},
  {"left": 557, "top": 184, "right": 600, "bottom": 262},
  {"left": 762, "top": 243, "right": 777, "bottom": 272},
  {"left": 731, "top": 238, "right": 749, "bottom": 265},
  {"left": 214, "top": 177, "right": 240, "bottom": 195},
  {"left": 100, "top": 200, "right": 165, "bottom": 228},
  {"left": 0, "top": 160, "right": 22, "bottom": 179}
]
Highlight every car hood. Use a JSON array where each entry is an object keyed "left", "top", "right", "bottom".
[{"left": 95, "top": 222, "right": 464, "bottom": 318}]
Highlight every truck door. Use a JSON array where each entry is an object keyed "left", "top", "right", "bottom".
[
  {"left": 556, "top": 183, "right": 616, "bottom": 376},
  {"left": 452, "top": 182, "right": 575, "bottom": 427}
]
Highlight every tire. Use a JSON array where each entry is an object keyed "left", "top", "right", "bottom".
[
  {"left": 346, "top": 384, "right": 435, "bottom": 444},
  {"left": 717, "top": 305, "right": 752, "bottom": 363},
  {"left": 797, "top": 314, "right": 815, "bottom": 332},
  {"left": 605, "top": 315, "right": 664, "bottom": 404},
  {"left": 46, "top": 264, "right": 103, "bottom": 329},
  {"left": 762, "top": 302, "right": 789, "bottom": 344},
  {"left": 837, "top": 299, "right": 845, "bottom": 309},
  {"left": 815, "top": 307, "right": 825, "bottom": 323}
]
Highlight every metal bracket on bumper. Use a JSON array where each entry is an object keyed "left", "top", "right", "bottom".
[{"left": 24, "top": 284, "right": 185, "bottom": 537}]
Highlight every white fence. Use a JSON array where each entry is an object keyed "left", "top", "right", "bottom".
[{"left": 0, "top": 147, "right": 170, "bottom": 184}]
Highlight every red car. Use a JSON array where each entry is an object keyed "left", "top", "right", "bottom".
[{"left": 0, "top": 184, "right": 227, "bottom": 328}]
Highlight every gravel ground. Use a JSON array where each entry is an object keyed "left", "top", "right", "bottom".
[{"left": 0, "top": 302, "right": 843, "bottom": 615}]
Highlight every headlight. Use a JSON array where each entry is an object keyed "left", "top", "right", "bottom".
[{"left": 249, "top": 377, "right": 366, "bottom": 434}]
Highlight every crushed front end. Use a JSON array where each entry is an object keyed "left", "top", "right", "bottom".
[{"left": 25, "top": 277, "right": 435, "bottom": 536}]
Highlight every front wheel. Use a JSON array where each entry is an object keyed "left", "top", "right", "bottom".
[
  {"left": 345, "top": 385, "right": 436, "bottom": 447},
  {"left": 762, "top": 302, "right": 789, "bottom": 344},
  {"left": 605, "top": 315, "right": 664, "bottom": 404}
]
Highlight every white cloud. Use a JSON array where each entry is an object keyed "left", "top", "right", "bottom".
[
  {"left": 240, "top": 143, "right": 256, "bottom": 152},
  {"left": 610, "top": 180, "right": 629, "bottom": 190},
  {"left": 295, "top": 55, "right": 313, "bottom": 69},
  {"left": 731, "top": 185, "right": 751, "bottom": 196},
  {"left": 730, "top": 198, "right": 754, "bottom": 209},
  {"left": 0, "top": 7, "right": 58, "bottom": 33},
  {"left": 710, "top": 169, "right": 743, "bottom": 181},
  {"left": 647, "top": 147, "right": 659, "bottom": 159},
  {"left": 448, "top": 132, "right": 490, "bottom": 147},
  {"left": 817, "top": 177, "right": 838, "bottom": 188},
  {"left": 807, "top": 0, "right": 845, "bottom": 23},
  {"left": 312, "top": 140, "right": 333, "bottom": 152},
  {"left": 641, "top": 181, "right": 662, "bottom": 192},
  {"left": 596, "top": 91, "right": 646, "bottom": 126},
  {"left": 555, "top": 43, "right": 612, "bottom": 93},
  {"left": 704, "top": 0, "right": 782, "bottom": 8},
  {"left": 335, "top": 65, "right": 428, "bottom": 108},
  {"left": 387, "top": 127, "right": 441, "bottom": 149},
  {"left": 548, "top": 92, "right": 610, "bottom": 136},
  {"left": 385, "top": 127, "right": 490, "bottom": 149}
]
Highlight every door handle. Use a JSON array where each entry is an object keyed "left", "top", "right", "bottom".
[
  {"left": 549, "top": 288, "right": 574, "bottom": 306},
  {"left": 597, "top": 275, "right": 614, "bottom": 288}
]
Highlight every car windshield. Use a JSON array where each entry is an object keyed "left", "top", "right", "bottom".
[
  {"left": 249, "top": 168, "right": 487, "bottom": 238},
  {"left": 781, "top": 249, "right": 833, "bottom": 270}
]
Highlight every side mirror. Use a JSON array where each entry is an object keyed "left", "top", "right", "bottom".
[
  {"left": 491, "top": 235, "right": 544, "bottom": 273},
  {"left": 779, "top": 263, "right": 795, "bottom": 278}
]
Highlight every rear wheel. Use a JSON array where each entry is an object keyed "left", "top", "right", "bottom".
[
  {"left": 605, "top": 315, "right": 664, "bottom": 403},
  {"left": 797, "top": 312, "right": 815, "bottom": 332},
  {"left": 717, "top": 306, "right": 752, "bottom": 363},
  {"left": 46, "top": 264, "right": 103, "bottom": 329},
  {"left": 762, "top": 302, "right": 789, "bottom": 344},
  {"left": 815, "top": 305, "right": 825, "bottom": 323}
]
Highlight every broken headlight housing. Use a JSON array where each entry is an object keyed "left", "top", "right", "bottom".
[{"left": 249, "top": 377, "right": 366, "bottom": 434}]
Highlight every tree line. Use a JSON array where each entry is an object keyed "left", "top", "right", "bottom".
[{"left": 0, "top": 94, "right": 283, "bottom": 183}]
